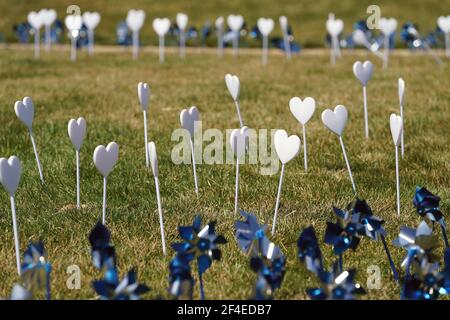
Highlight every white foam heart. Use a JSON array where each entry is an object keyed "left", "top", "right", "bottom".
[
  {"left": 274, "top": 130, "right": 301, "bottom": 164},
  {"left": 390, "top": 114, "right": 402, "bottom": 146},
  {"left": 93, "top": 142, "right": 119, "bottom": 177},
  {"left": 40, "top": 9, "right": 57, "bottom": 27},
  {"left": 321, "top": 105, "right": 348, "bottom": 136},
  {"left": 289, "top": 97, "right": 316, "bottom": 125},
  {"left": 28, "top": 11, "right": 44, "bottom": 29},
  {"left": 257, "top": 18, "right": 274, "bottom": 36},
  {"left": 126, "top": 9, "right": 145, "bottom": 32},
  {"left": 14, "top": 97, "right": 34, "bottom": 130},
  {"left": 230, "top": 126, "right": 249, "bottom": 157},
  {"left": 379, "top": 17, "right": 397, "bottom": 36},
  {"left": 137, "top": 82, "right": 150, "bottom": 111},
  {"left": 437, "top": 16, "right": 450, "bottom": 33},
  {"left": 215, "top": 16, "right": 224, "bottom": 29},
  {"left": 148, "top": 141, "right": 158, "bottom": 177},
  {"left": 0, "top": 156, "right": 21, "bottom": 196},
  {"left": 326, "top": 17, "right": 343, "bottom": 37},
  {"left": 153, "top": 18, "right": 171, "bottom": 37},
  {"left": 398, "top": 78, "right": 405, "bottom": 106},
  {"left": 82, "top": 11, "right": 101, "bottom": 30},
  {"left": 68, "top": 117, "right": 87, "bottom": 150},
  {"left": 353, "top": 61, "right": 374, "bottom": 86},
  {"left": 180, "top": 106, "right": 200, "bottom": 138},
  {"left": 176, "top": 13, "right": 188, "bottom": 30},
  {"left": 279, "top": 16, "right": 288, "bottom": 33},
  {"left": 352, "top": 29, "right": 368, "bottom": 46},
  {"left": 227, "top": 14, "right": 244, "bottom": 32},
  {"left": 225, "top": 74, "right": 240, "bottom": 101},
  {"left": 65, "top": 14, "right": 82, "bottom": 31}
]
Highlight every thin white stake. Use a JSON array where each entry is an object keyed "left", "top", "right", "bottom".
[
  {"left": 154, "top": 176, "right": 167, "bottom": 255},
  {"left": 234, "top": 158, "right": 239, "bottom": 214},
  {"left": 262, "top": 35, "right": 268, "bottom": 66},
  {"left": 143, "top": 111, "right": 149, "bottom": 167},
  {"left": 189, "top": 139, "right": 199, "bottom": 194},
  {"left": 45, "top": 25, "right": 51, "bottom": 52},
  {"left": 330, "top": 36, "right": 337, "bottom": 65},
  {"left": 102, "top": 177, "right": 107, "bottom": 224},
  {"left": 76, "top": 150, "right": 80, "bottom": 209},
  {"left": 132, "top": 31, "right": 139, "bottom": 60},
  {"left": 395, "top": 146, "right": 400, "bottom": 216},
  {"left": 446, "top": 33, "right": 450, "bottom": 57},
  {"left": 233, "top": 31, "right": 239, "bottom": 56},
  {"left": 217, "top": 29, "right": 224, "bottom": 57},
  {"left": 29, "top": 131, "right": 44, "bottom": 183},
  {"left": 234, "top": 100, "right": 244, "bottom": 128},
  {"left": 70, "top": 37, "right": 77, "bottom": 61},
  {"left": 159, "top": 35, "right": 165, "bottom": 63},
  {"left": 400, "top": 103, "right": 404, "bottom": 158},
  {"left": 283, "top": 34, "right": 291, "bottom": 60},
  {"left": 179, "top": 30, "right": 186, "bottom": 59},
  {"left": 10, "top": 196, "right": 21, "bottom": 275},
  {"left": 339, "top": 136, "right": 356, "bottom": 193},
  {"left": 302, "top": 124, "right": 308, "bottom": 172},
  {"left": 88, "top": 29, "right": 94, "bottom": 56},
  {"left": 363, "top": 86, "right": 369, "bottom": 139},
  {"left": 383, "top": 35, "right": 389, "bottom": 69},
  {"left": 34, "top": 29, "right": 40, "bottom": 58},
  {"left": 271, "top": 163, "right": 285, "bottom": 235}
]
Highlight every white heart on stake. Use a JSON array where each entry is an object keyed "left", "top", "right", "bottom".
[
  {"left": 257, "top": 18, "right": 274, "bottom": 36},
  {"left": 326, "top": 16, "right": 343, "bottom": 37},
  {"left": 215, "top": 16, "right": 224, "bottom": 29},
  {"left": 225, "top": 74, "right": 240, "bottom": 101},
  {"left": 0, "top": 156, "right": 21, "bottom": 196},
  {"left": 148, "top": 142, "right": 158, "bottom": 177},
  {"left": 289, "top": 97, "right": 316, "bottom": 125},
  {"left": 321, "top": 105, "right": 348, "bottom": 136},
  {"left": 390, "top": 114, "right": 403, "bottom": 146},
  {"left": 65, "top": 14, "right": 82, "bottom": 31},
  {"left": 274, "top": 130, "right": 301, "bottom": 164},
  {"left": 28, "top": 11, "right": 44, "bottom": 29},
  {"left": 353, "top": 61, "right": 374, "bottom": 86},
  {"left": 126, "top": 9, "right": 145, "bottom": 32},
  {"left": 230, "top": 126, "right": 249, "bottom": 157},
  {"left": 68, "top": 118, "right": 87, "bottom": 150},
  {"left": 279, "top": 16, "right": 288, "bottom": 33},
  {"left": 14, "top": 97, "right": 34, "bottom": 130},
  {"left": 180, "top": 106, "right": 200, "bottom": 138},
  {"left": 82, "top": 12, "right": 101, "bottom": 30},
  {"left": 153, "top": 18, "right": 171, "bottom": 37},
  {"left": 379, "top": 17, "right": 397, "bottom": 36},
  {"left": 93, "top": 142, "right": 119, "bottom": 178},
  {"left": 227, "top": 14, "right": 244, "bottom": 32},
  {"left": 437, "top": 16, "right": 450, "bottom": 33},
  {"left": 176, "top": 13, "right": 188, "bottom": 30},
  {"left": 138, "top": 82, "right": 150, "bottom": 111},
  {"left": 41, "top": 9, "right": 57, "bottom": 27},
  {"left": 398, "top": 78, "right": 405, "bottom": 106}
]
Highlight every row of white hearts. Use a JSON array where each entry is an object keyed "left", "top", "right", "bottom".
[{"left": 28, "top": 10, "right": 101, "bottom": 31}]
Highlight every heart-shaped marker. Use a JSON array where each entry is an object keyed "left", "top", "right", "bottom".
[
  {"left": 82, "top": 11, "right": 101, "bottom": 30},
  {"left": 28, "top": 11, "right": 44, "bottom": 29},
  {"left": 225, "top": 74, "right": 240, "bottom": 101},
  {"left": 227, "top": 14, "right": 244, "bottom": 32},
  {"left": 176, "top": 13, "right": 188, "bottom": 30},
  {"left": 126, "top": 9, "right": 146, "bottom": 32},
  {"left": 148, "top": 141, "right": 158, "bottom": 177},
  {"left": 153, "top": 18, "right": 171, "bottom": 37},
  {"left": 65, "top": 14, "right": 82, "bottom": 31},
  {"left": 0, "top": 156, "right": 21, "bottom": 196},
  {"left": 41, "top": 9, "right": 57, "bottom": 27},
  {"left": 138, "top": 82, "right": 150, "bottom": 111},
  {"left": 14, "top": 97, "right": 34, "bottom": 130},
  {"left": 438, "top": 16, "right": 450, "bottom": 33},
  {"left": 68, "top": 118, "right": 87, "bottom": 150},
  {"left": 274, "top": 130, "right": 300, "bottom": 164},
  {"left": 289, "top": 97, "right": 315, "bottom": 125},
  {"left": 398, "top": 78, "right": 405, "bottom": 106},
  {"left": 216, "top": 16, "right": 224, "bottom": 29},
  {"left": 230, "top": 126, "right": 249, "bottom": 157},
  {"left": 379, "top": 17, "right": 397, "bottom": 36},
  {"left": 180, "top": 106, "right": 200, "bottom": 138},
  {"left": 93, "top": 142, "right": 119, "bottom": 177},
  {"left": 326, "top": 17, "right": 343, "bottom": 37},
  {"left": 390, "top": 114, "right": 402, "bottom": 147},
  {"left": 279, "top": 16, "right": 288, "bottom": 33},
  {"left": 257, "top": 18, "right": 274, "bottom": 36},
  {"left": 321, "top": 105, "right": 348, "bottom": 136},
  {"left": 353, "top": 61, "right": 374, "bottom": 86}
]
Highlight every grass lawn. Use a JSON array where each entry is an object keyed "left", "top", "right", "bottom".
[{"left": 0, "top": 47, "right": 449, "bottom": 300}]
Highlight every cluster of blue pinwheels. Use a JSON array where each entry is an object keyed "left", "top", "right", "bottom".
[
  {"left": 10, "top": 242, "right": 52, "bottom": 300},
  {"left": 392, "top": 187, "right": 450, "bottom": 300},
  {"left": 234, "top": 211, "right": 286, "bottom": 300},
  {"left": 89, "top": 222, "right": 150, "bottom": 300},
  {"left": 169, "top": 215, "right": 227, "bottom": 300}
]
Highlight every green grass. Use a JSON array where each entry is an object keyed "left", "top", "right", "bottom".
[
  {"left": 0, "top": 47, "right": 449, "bottom": 300},
  {"left": 0, "top": 0, "right": 447, "bottom": 47}
]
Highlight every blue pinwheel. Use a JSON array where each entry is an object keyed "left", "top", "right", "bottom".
[
  {"left": 297, "top": 226, "right": 323, "bottom": 274},
  {"left": 20, "top": 242, "right": 52, "bottom": 300},
  {"left": 172, "top": 215, "right": 227, "bottom": 299},
  {"left": 413, "top": 186, "right": 448, "bottom": 248},
  {"left": 168, "top": 254, "right": 194, "bottom": 300},
  {"left": 93, "top": 268, "right": 150, "bottom": 300},
  {"left": 89, "top": 221, "right": 116, "bottom": 271}
]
